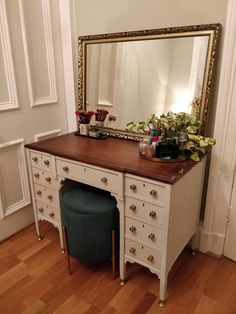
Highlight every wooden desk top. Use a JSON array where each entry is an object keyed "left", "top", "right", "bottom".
[{"left": 25, "top": 133, "right": 199, "bottom": 184}]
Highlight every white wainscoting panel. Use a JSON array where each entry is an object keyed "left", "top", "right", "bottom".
[
  {"left": 0, "top": 0, "right": 19, "bottom": 111},
  {"left": 0, "top": 139, "right": 31, "bottom": 219},
  {"left": 19, "top": 0, "right": 57, "bottom": 107},
  {"left": 34, "top": 128, "right": 61, "bottom": 142}
]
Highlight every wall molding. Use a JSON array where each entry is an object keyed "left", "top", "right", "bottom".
[
  {"left": 34, "top": 128, "right": 61, "bottom": 142},
  {"left": 0, "top": 138, "right": 31, "bottom": 219},
  {"left": 0, "top": 0, "right": 19, "bottom": 111},
  {"left": 19, "top": 0, "right": 57, "bottom": 107},
  {"left": 200, "top": 0, "right": 236, "bottom": 255}
]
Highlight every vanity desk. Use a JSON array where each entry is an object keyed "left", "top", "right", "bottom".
[{"left": 25, "top": 133, "right": 205, "bottom": 305}]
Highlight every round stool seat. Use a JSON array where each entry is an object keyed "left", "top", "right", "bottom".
[{"left": 61, "top": 182, "right": 119, "bottom": 263}]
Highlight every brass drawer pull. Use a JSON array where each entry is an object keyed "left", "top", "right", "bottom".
[
  {"left": 47, "top": 194, "right": 53, "bottom": 200},
  {"left": 38, "top": 207, "right": 44, "bottom": 213},
  {"left": 129, "top": 247, "right": 136, "bottom": 254},
  {"left": 150, "top": 189, "right": 157, "bottom": 197},
  {"left": 149, "top": 211, "right": 156, "bottom": 218},
  {"left": 147, "top": 255, "right": 154, "bottom": 262},
  {"left": 129, "top": 226, "right": 136, "bottom": 233},
  {"left": 101, "top": 177, "right": 108, "bottom": 184},
  {"left": 49, "top": 212, "right": 55, "bottom": 218},
  {"left": 36, "top": 190, "right": 42, "bottom": 196},
  {"left": 129, "top": 204, "right": 137, "bottom": 211},
  {"left": 148, "top": 233, "right": 155, "bottom": 240},
  {"left": 45, "top": 177, "right": 51, "bottom": 182},
  {"left": 44, "top": 160, "right": 50, "bottom": 166},
  {"left": 34, "top": 173, "right": 39, "bottom": 178},
  {"left": 63, "top": 166, "right": 69, "bottom": 172},
  {"left": 32, "top": 157, "right": 38, "bottom": 163},
  {"left": 130, "top": 184, "right": 137, "bottom": 191}
]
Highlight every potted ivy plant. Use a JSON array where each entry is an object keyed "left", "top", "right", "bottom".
[{"left": 126, "top": 111, "right": 216, "bottom": 161}]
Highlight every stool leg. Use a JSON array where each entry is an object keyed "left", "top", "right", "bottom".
[
  {"left": 112, "top": 229, "right": 116, "bottom": 279},
  {"left": 62, "top": 226, "right": 72, "bottom": 275}
]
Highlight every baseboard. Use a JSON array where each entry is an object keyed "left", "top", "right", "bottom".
[{"left": 199, "top": 230, "right": 225, "bottom": 256}]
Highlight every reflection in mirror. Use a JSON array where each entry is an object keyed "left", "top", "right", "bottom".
[
  {"left": 78, "top": 24, "right": 220, "bottom": 137},
  {"left": 86, "top": 36, "right": 209, "bottom": 130}
]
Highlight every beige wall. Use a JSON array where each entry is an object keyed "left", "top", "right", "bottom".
[{"left": 74, "top": 0, "right": 227, "bottom": 35}]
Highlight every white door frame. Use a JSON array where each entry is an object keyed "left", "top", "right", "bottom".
[
  {"left": 58, "top": 0, "right": 77, "bottom": 132},
  {"left": 200, "top": 0, "right": 236, "bottom": 256}
]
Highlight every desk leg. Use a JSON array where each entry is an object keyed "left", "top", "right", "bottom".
[
  {"left": 36, "top": 219, "right": 42, "bottom": 240},
  {"left": 159, "top": 269, "right": 167, "bottom": 307},
  {"left": 58, "top": 226, "right": 64, "bottom": 252}
]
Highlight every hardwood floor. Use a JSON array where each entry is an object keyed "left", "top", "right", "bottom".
[{"left": 0, "top": 222, "right": 236, "bottom": 314}]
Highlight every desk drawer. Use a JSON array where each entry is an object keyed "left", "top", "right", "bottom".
[
  {"left": 56, "top": 159, "right": 121, "bottom": 194},
  {"left": 32, "top": 168, "right": 58, "bottom": 189},
  {"left": 125, "top": 238, "right": 161, "bottom": 270},
  {"left": 125, "top": 175, "right": 168, "bottom": 206},
  {"left": 30, "top": 151, "right": 53, "bottom": 172},
  {"left": 34, "top": 184, "right": 59, "bottom": 208},
  {"left": 125, "top": 197, "right": 165, "bottom": 226},
  {"left": 125, "top": 217, "right": 163, "bottom": 248},
  {"left": 36, "top": 201, "right": 60, "bottom": 225}
]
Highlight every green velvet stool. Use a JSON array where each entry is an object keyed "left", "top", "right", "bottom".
[{"left": 60, "top": 182, "right": 119, "bottom": 278}]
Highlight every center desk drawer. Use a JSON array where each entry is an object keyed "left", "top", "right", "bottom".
[{"left": 56, "top": 158, "right": 122, "bottom": 194}]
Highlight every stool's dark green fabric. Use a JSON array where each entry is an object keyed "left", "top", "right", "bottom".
[{"left": 61, "top": 182, "right": 119, "bottom": 263}]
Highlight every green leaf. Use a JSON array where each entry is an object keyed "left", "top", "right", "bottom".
[
  {"left": 186, "top": 141, "right": 195, "bottom": 149},
  {"left": 191, "top": 152, "right": 200, "bottom": 162},
  {"left": 199, "top": 139, "right": 208, "bottom": 147}
]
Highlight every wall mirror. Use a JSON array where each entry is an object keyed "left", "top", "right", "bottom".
[{"left": 78, "top": 24, "right": 220, "bottom": 138}]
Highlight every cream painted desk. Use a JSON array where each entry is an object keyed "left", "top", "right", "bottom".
[{"left": 25, "top": 133, "right": 205, "bottom": 305}]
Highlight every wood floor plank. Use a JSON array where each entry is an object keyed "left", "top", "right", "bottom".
[
  {"left": 0, "top": 262, "right": 29, "bottom": 295},
  {"left": 1, "top": 222, "right": 236, "bottom": 313},
  {"left": 53, "top": 294, "right": 91, "bottom": 314},
  {"left": 193, "top": 295, "right": 236, "bottom": 314},
  {"left": 22, "top": 299, "right": 47, "bottom": 314}
]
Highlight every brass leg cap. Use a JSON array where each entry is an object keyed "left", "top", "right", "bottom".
[
  {"left": 191, "top": 250, "right": 196, "bottom": 256},
  {"left": 61, "top": 249, "right": 65, "bottom": 254},
  {"left": 159, "top": 300, "right": 166, "bottom": 308},
  {"left": 120, "top": 280, "right": 126, "bottom": 286},
  {"left": 38, "top": 236, "right": 42, "bottom": 241}
]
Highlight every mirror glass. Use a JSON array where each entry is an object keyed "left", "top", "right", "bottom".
[{"left": 78, "top": 25, "right": 220, "bottom": 136}]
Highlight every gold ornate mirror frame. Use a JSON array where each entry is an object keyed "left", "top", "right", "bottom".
[{"left": 78, "top": 24, "right": 220, "bottom": 139}]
